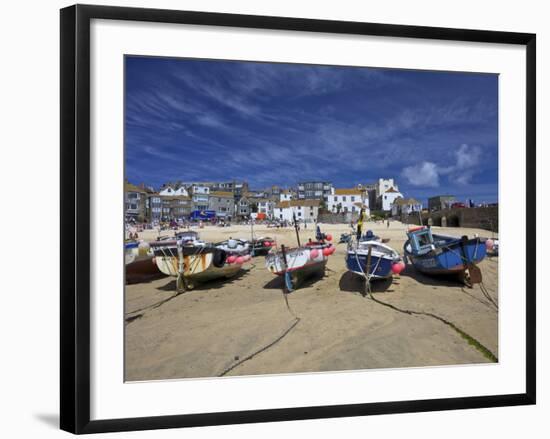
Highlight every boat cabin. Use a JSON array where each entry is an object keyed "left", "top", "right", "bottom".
[
  {"left": 407, "top": 226, "right": 435, "bottom": 255},
  {"left": 176, "top": 231, "right": 200, "bottom": 243}
]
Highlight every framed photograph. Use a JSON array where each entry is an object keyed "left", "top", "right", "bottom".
[{"left": 60, "top": 4, "right": 536, "bottom": 434}]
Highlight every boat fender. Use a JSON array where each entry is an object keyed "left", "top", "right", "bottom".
[{"left": 212, "top": 249, "right": 227, "bottom": 268}]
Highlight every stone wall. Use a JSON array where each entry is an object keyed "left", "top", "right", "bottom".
[
  {"left": 422, "top": 207, "right": 498, "bottom": 232},
  {"left": 318, "top": 212, "right": 359, "bottom": 224}
]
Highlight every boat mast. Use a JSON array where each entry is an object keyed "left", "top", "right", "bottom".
[{"left": 292, "top": 210, "right": 301, "bottom": 246}]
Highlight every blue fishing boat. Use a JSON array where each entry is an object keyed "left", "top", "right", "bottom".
[
  {"left": 346, "top": 238, "right": 401, "bottom": 280},
  {"left": 346, "top": 211, "right": 401, "bottom": 281},
  {"left": 403, "top": 226, "right": 487, "bottom": 276}
]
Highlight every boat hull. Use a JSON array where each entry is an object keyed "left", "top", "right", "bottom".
[
  {"left": 404, "top": 236, "right": 486, "bottom": 275},
  {"left": 345, "top": 252, "right": 393, "bottom": 279},
  {"left": 125, "top": 257, "right": 162, "bottom": 283},
  {"left": 265, "top": 245, "right": 329, "bottom": 288},
  {"left": 154, "top": 253, "right": 243, "bottom": 283}
]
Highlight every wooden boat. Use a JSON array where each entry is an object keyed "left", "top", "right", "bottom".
[
  {"left": 403, "top": 226, "right": 487, "bottom": 279},
  {"left": 345, "top": 209, "right": 402, "bottom": 282},
  {"left": 150, "top": 232, "right": 244, "bottom": 291},
  {"left": 265, "top": 225, "right": 334, "bottom": 291},
  {"left": 346, "top": 238, "right": 401, "bottom": 280},
  {"left": 125, "top": 240, "right": 162, "bottom": 283},
  {"left": 250, "top": 237, "right": 276, "bottom": 256}
]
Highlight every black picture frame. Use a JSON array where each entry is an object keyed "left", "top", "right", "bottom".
[{"left": 60, "top": 4, "right": 536, "bottom": 434}]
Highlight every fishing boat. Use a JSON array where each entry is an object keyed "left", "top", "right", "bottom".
[
  {"left": 346, "top": 233, "right": 401, "bottom": 280},
  {"left": 150, "top": 231, "right": 245, "bottom": 291},
  {"left": 265, "top": 222, "right": 334, "bottom": 291},
  {"left": 403, "top": 226, "right": 487, "bottom": 281},
  {"left": 125, "top": 240, "right": 161, "bottom": 282},
  {"left": 215, "top": 238, "right": 251, "bottom": 256},
  {"left": 345, "top": 208, "right": 402, "bottom": 281},
  {"left": 250, "top": 237, "right": 276, "bottom": 256}
]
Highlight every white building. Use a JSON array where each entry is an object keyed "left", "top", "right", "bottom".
[
  {"left": 376, "top": 178, "right": 399, "bottom": 198},
  {"left": 380, "top": 187, "right": 403, "bottom": 211},
  {"left": 391, "top": 197, "right": 423, "bottom": 217},
  {"left": 279, "top": 190, "right": 294, "bottom": 202},
  {"left": 256, "top": 199, "right": 275, "bottom": 219},
  {"left": 190, "top": 185, "right": 210, "bottom": 211},
  {"left": 273, "top": 200, "right": 320, "bottom": 223},
  {"left": 327, "top": 188, "right": 369, "bottom": 215},
  {"left": 159, "top": 185, "right": 189, "bottom": 197}
]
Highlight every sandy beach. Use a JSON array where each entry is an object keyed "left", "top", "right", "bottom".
[{"left": 125, "top": 221, "right": 498, "bottom": 381}]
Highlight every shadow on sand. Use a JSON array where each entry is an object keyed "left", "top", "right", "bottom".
[
  {"left": 338, "top": 271, "right": 394, "bottom": 294},
  {"left": 399, "top": 264, "right": 465, "bottom": 288},
  {"left": 155, "top": 268, "right": 250, "bottom": 293},
  {"left": 263, "top": 271, "right": 326, "bottom": 292}
]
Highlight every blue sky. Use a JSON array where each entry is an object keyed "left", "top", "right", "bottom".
[{"left": 125, "top": 56, "right": 498, "bottom": 204}]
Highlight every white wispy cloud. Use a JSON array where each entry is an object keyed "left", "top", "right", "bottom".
[
  {"left": 401, "top": 144, "right": 484, "bottom": 188},
  {"left": 402, "top": 162, "right": 440, "bottom": 187}
]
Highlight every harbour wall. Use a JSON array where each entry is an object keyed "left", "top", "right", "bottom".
[
  {"left": 318, "top": 212, "right": 359, "bottom": 224},
  {"left": 408, "top": 207, "right": 498, "bottom": 232}
]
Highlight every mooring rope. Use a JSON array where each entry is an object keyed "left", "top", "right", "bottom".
[
  {"left": 218, "top": 245, "right": 301, "bottom": 377},
  {"left": 355, "top": 253, "right": 497, "bottom": 362}
]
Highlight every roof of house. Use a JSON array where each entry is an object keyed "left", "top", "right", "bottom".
[
  {"left": 385, "top": 187, "right": 400, "bottom": 193},
  {"left": 393, "top": 197, "right": 421, "bottom": 206},
  {"left": 275, "top": 200, "right": 320, "bottom": 208},
  {"left": 334, "top": 188, "right": 363, "bottom": 195},
  {"left": 210, "top": 191, "right": 233, "bottom": 197},
  {"left": 125, "top": 182, "right": 147, "bottom": 193}
]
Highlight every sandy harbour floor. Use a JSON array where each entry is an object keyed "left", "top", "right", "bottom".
[{"left": 125, "top": 221, "right": 498, "bottom": 381}]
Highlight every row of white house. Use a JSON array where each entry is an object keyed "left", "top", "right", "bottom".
[{"left": 157, "top": 180, "right": 418, "bottom": 221}]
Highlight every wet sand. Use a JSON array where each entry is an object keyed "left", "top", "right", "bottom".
[{"left": 125, "top": 221, "right": 498, "bottom": 381}]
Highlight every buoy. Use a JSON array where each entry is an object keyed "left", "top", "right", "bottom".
[
  {"left": 322, "top": 247, "right": 332, "bottom": 257},
  {"left": 391, "top": 261, "right": 405, "bottom": 275},
  {"left": 264, "top": 241, "right": 271, "bottom": 247},
  {"left": 486, "top": 239, "right": 494, "bottom": 251},
  {"left": 310, "top": 249, "right": 319, "bottom": 259},
  {"left": 227, "top": 255, "right": 237, "bottom": 264},
  {"left": 326, "top": 234, "right": 333, "bottom": 241},
  {"left": 235, "top": 256, "right": 245, "bottom": 264},
  {"left": 243, "top": 254, "right": 251, "bottom": 262},
  {"left": 329, "top": 245, "right": 336, "bottom": 254}
]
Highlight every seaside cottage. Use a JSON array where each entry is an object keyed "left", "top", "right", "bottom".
[
  {"left": 190, "top": 185, "right": 210, "bottom": 211},
  {"left": 274, "top": 199, "right": 320, "bottom": 223},
  {"left": 208, "top": 191, "right": 235, "bottom": 221},
  {"left": 391, "top": 197, "right": 423, "bottom": 217},
  {"left": 256, "top": 198, "right": 275, "bottom": 219},
  {"left": 159, "top": 184, "right": 189, "bottom": 197},
  {"left": 279, "top": 189, "right": 295, "bottom": 202},
  {"left": 328, "top": 188, "right": 369, "bottom": 215},
  {"left": 160, "top": 195, "right": 192, "bottom": 221},
  {"left": 379, "top": 186, "right": 403, "bottom": 211},
  {"left": 297, "top": 181, "right": 333, "bottom": 201},
  {"left": 125, "top": 181, "right": 148, "bottom": 222}
]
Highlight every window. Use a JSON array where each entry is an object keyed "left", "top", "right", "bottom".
[
  {"left": 334, "top": 196, "right": 338, "bottom": 202},
  {"left": 343, "top": 196, "right": 346, "bottom": 202},
  {"left": 351, "top": 196, "right": 355, "bottom": 202}
]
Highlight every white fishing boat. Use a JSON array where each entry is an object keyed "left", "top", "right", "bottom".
[
  {"left": 215, "top": 238, "right": 251, "bottom": 256},
  {"left": 265, "top": 223, "right": 335, "bottom": 291},
  {"left": 150, "top": 231, "right": 245, "bottom": 291}
]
